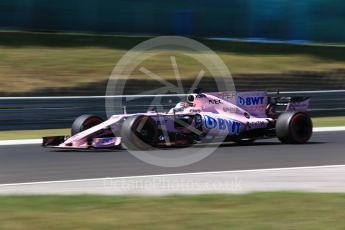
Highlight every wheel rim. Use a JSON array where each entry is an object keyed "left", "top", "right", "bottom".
[
  {"left": 83, "top": 117, "right": 102, "bottom": 130},
  {"left": 290, "top": 114, "right": 312, "bottom": 143},
  {"left": 132, "top": 117, "right": 157, "bottom": 145}
]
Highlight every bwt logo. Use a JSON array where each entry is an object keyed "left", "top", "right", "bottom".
[
  {"left": 204, "top": 115, "right": 241, "bottom": 135},
  {"left": 238, "top": 96, "right": 264, "bottom": 106}
]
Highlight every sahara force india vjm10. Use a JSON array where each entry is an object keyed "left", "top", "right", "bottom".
[{"left": 43, "top": 91, "right": 313, "bottom": 150}]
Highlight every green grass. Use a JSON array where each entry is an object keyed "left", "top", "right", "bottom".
[
  {"left": 0, "top": 128, "right": 69, "bottom": 140},
  {"left": 0, "top": 117, "right": 344, "bottom": 140},
  {"left": 312, "top": 116, "right": 345, "bottom": 127},
  {"left": 0, "top": 31, "right": 345, "bottom": 94},
  {"left": 0, "top": 193, "right": 344, "bottom": 229}
]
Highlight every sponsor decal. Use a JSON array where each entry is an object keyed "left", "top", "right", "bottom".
[
  {"left": 209, "top": 99, "right": 222, "bottom": 104},
  {"left": 194, "top": 114, "right": 203, "bottom": 130},
  {"left": 217, "top": 92, "right": 236, "bottom": 101},
  {"left": 238, "top": 96, "right": 264, "bottom": 106},
  {"left": 101, "top": 137, "right": 114, "bottom": 144},
  {"left": 223, "top": 107, "right": 241, "bottom": 113},
  {"left": 189, "top": 109, "right": 201, "bottom": 113},
  {"left": 204, "top": 115, "right": 241, "bottom": 135},
  {"left": 246, "top": 121, "right": 266, "bottom": 129}
]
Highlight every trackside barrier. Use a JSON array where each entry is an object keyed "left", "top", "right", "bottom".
[{"left": 0, "top": 90, "right": 344, "bottom": 131}]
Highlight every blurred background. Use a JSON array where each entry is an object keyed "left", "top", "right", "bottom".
[
  {"left": 0, "top": 0, "right": 345, "bottom": 96},
  {"left": 1, "top": 0, "right": 345, "bottom": 42},
  {"left": 0, "top": 0, "right": 344, "bottom": 131}
]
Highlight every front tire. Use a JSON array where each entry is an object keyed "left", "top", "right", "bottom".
[
  {"left": 121, "top": 115, "right": 158, "bottom": 150},
  {"left": 71, "top": 114, "right": 104, "bottom": 136},
  {"left": 276, "top": 111, "right": 312, "bottom": 144}
]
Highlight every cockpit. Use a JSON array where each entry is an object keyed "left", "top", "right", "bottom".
[{"left": 169, "top": 102, "right": 190, "bottom": 113}]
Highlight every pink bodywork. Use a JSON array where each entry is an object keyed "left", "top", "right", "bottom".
[{"left": 54, "top": 91, "right": 309, "bottom": 149}]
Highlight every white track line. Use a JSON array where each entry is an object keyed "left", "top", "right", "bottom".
[
  {"left": 0, "top": 126, "right": 344, "bottom": 146},
  {"left": 1, "top": 164, "right": 345, "bottom": 187},
  {"left": 0, "top": 139, "right": 42, "bottom": 146},
  {"left": 313, "top": 126, "right": 345, "bottom": 132}
]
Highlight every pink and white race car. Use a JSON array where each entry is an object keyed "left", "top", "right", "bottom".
[{"left": 42, "top": 91, "right": 313, "bottom": 150}]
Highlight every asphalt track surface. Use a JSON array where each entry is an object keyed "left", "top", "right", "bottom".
[{"left": 0, "top": 131, "right": 344, "bottom": 184}]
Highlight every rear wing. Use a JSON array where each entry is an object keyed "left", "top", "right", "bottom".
[{"left": 270, "top": 96, "right": 310, "bottom": 112}]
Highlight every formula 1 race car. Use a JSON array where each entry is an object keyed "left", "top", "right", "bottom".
[{"left": 42, "top": 91, "right": 313, "bottom": 150}]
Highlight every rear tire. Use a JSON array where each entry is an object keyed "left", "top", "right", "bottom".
[
  {"left": 71, "top": 114, "right": 104, "bottom": 136},
  {"left": 276, "top": 111, "right": 312, "bottom": 144},
  {"left": 121, "top": 115, "right": 158, "bottom": 150}
]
